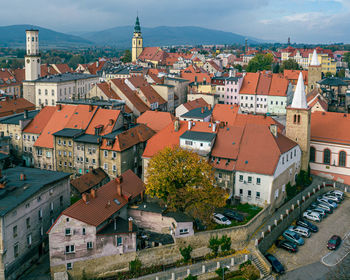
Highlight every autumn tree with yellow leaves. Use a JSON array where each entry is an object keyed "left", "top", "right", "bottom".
[{"left": 146, "top": 146, "right": 228, "bottom": 223}]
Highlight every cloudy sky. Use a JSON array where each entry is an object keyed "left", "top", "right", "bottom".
[{"left": 1, "top": 0, "right": 349, "bottom": 43}]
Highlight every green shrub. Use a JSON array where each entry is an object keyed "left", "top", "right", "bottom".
[
  {"left": 239, "top": 260, "right": 251, "bottom": 269},
  {"left": 185, "top": 274, "right": 198, "bottom": 280},
  {"left": 220, "top": 235, "right": 231, "bottom": 252},
  {"left": 208, "top": 236, "right": 221, "bottom": 256},
  {"left": 129, "top": 258, "right": 142, "bottom": 276},
  {"left": 215, "top": 267, "right": 229, "bottom": 278},
  {"left": 179, "top": 245, "right": 193, "bottom": 263}
]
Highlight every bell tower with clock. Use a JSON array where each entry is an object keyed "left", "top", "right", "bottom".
[
  {"left": 25, "top": 29, "right": 41, "bottom": 81},
  {"left": 132, "top": 16, "right": 143, "bottom": 62}
]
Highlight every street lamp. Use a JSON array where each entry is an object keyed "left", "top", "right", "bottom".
[{"left": 220, "top": 265, "right": 230, "bottom": 280}]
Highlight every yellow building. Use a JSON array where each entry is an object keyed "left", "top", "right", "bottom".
[
  {"left": 308, "top": 53, "right": 336, "bottom": 75},
  {"left": 132, "top": 16, "right": 143, "bottom": 62}
]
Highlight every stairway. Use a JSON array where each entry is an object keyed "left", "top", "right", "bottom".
[{"left": 251, "top": 255, "right": 270, "bottom": 278}]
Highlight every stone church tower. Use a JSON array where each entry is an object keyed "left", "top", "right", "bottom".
[
  {"left": 308, "top": 49, "right": 322, "bottom": 92},
  {"left": 132, "top": 16, "right": 143, "bottom": 62},
  {"left": 23, "top": 29, "right": 41, "bottom": 104},
  {"left": 286, "top": 72, "right": 311, "bottom": 172}
]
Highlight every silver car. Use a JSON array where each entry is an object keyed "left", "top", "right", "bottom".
[{"left": 288, "top": 225, "right": 311, "bottom": 238}]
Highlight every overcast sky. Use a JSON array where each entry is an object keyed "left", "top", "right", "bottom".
[{"left": 1, "top": 0, "right": 349, "bottom": 43}]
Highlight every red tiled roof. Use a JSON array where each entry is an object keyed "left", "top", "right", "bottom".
[
  {"left": 183, "top": 98, "right": 208, "bottom": 111},
  {"left": 211, "top": 104, "right": 240, "bottom": 125},
  {"left": 12, "top": 68, "right": 25, "bottom": 82},
  {"left": 137, "top": 110, "right": 175, "bottom": 132},
  {"left": 85, "top": 109, "right": 121, "bottom": 136},
  {"left": 87, "top": 60, "right": 106, "bottom": 75},
  {"left": 240, "top": 73, "right": 260, "bottom": 95},
  {"left": 311, "top": 111, "right": 350, "bottom": 145},
  {"left": 96, "top": 82, "right": 132, "bottom": 113},
  {"left": 100, "top": 124, "right": 155, "bottom": 152},
  {"left": 138, "top": 47, "right": 168, "bottom": 63},
  {"left": 70, "top": 168, "right": 108, "bottom": 194},
  {"left": 180, "top": 65, "right": 211, "bottom": 83},
  {"left": 23, "top": 106, "right": 57, "bottom": 134},
  {"left": 0, "top": 98, "right": 35, "bottom": 117},
  {"left": 269, "top": 74, "right": 289, "bottom": 97},
  {"left": 256, "top": 72, "right": 272, "bottom": 96},
  {"left": 54, "top": 63, "right": 73, "bottom": 74},
  {"left": 284, "top": 70, "right": 308, "bottom": 85},
  {"left": 61, "top": 170, "right": 144, "bottom": 227}
]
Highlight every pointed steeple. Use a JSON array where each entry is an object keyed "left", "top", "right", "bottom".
[
  {"left": 134, "top": 16, "right": 141, "bottom": 33},
  {"left": 310, "top": 49, "right": 320, "bottom": 66},
  {"left": 291, "top": 72, "right": 308, "bottom": 109}
]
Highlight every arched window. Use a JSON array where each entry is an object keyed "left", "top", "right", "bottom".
[
  {"left": 297, "top": 115, "right": 300, "bottom": 124},
  {"left": 323, "top": 149, "right": 331, "bottom": 165},
  {"left": 310, "top": 147, "right": 316, "bottom": 162},
  {"left": 293, "top": 114, "right": 297, "bottom": 123},
  {"left": 339, "top": 151, "right": 346, "bottom": 167}
]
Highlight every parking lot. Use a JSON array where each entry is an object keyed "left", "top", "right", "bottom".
[{"left": 267, "top": 196, "right": 350, "bottom": 272}]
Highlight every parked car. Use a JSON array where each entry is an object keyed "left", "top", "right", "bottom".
[
  {"left": 288, "top": 225, "right": 311, "bottom": 238},
  {"left": 275, "top": 240, "right": 298, "bottom": 253},
  {"left": 323, "top": 193, "right": 342, "bottom": 203},
  {"left": 283, "top": 229, "right": 305, "bottom": 245},
  {"left": 194, "top": 219, "right": 207, "bottom": 231},
  {"left": 309, "top": 206, "right": 327, "bottom": 218},
  {"left": 303, "top": 210, "right": 322, "bottom": 222},
  {"left": 327, "top": 190, "right": 344, "bottom": 200},
  {"left": 223, "top": 209, "right": 244, "bottom": 222},
  {"left": 296, "top": 219, "right": 318, "bottom": 233},
  {"left": 327, "top": 235, "right": 342, "bottom": 250},
  {"left": 213, "top": 213, "right": 231, "bottom": 225},
  {"left": 265, "top": 254, "right": 285, "bottom": 274},
  {"left": 317, "top": 197, "right": 337, "bottom": 209},
  {"left": 314, "top": 202, "right": 333, "bottom": 214}
]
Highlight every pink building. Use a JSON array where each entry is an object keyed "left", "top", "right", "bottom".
[{"left": 224, "top": 76, "right": 243, "bottom": 105}]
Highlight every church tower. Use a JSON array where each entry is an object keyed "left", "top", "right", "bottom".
[
  {"left": 286, "top": 72, "right": 311, "bottom": 172},
  {"left": 308, "top": 49, "right": 322, "bottom": 92},
  {"left": 132, "top": 16, "right": 143, "bottom": 62},
  {"left": 25, "top": 29, "right": 41, "bottom": 81}
]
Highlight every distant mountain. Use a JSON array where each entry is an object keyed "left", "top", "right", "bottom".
[
  {"left": 80, "top": 25, "right": 263, "bottom": 48},
  {"left": 0, "top": 25, "right": 93, "bottom": 48}
]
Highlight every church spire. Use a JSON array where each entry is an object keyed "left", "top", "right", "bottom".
[
  {"left": 291, "top": 72, "right": 308, "bottom": 109},
  {"left": 134, "top": 16, "right": 141, "bottom": 33},
  {"left": 310, "top": 49, "right": 320, "bottom": 66}
]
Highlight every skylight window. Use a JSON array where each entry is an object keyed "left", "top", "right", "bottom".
[{"left": 114, "top": 199, "right": 121, "bottom": 205}]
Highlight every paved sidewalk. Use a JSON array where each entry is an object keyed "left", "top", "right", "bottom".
[{"left": 321, "top": 231, "right": 350, "bottom": 267}]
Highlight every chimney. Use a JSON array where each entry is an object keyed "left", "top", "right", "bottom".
[
  {"left": 89, "top": 105, "right": 93, "bottom": 112},
  {"left": 212, "top": 123, "right": 216, "bottom": 132},
  {"left": 82, "top": 193, "right": 88, "bottom": 203},
  {"left": 114, "top": 218, "right": 117, "bottom": 230},
  {"left": 116, "top": 176, "right": 123, "bottom": 197},
  {"left": 270, "top": 124, "right": 278, "bottom": 137},
  {"left": 109, "top": 119, "right": 114, "bottom": 126},
  {"left": 208, "top": 104, "right": 212, "bottom": 111},
  {"left": 0, "top": 183, "right": 5, "bottom": 189},
  {"left": 188, "top": 121, "right": 192, "bottom": 130},
  {"left": 20, "top": 173, "right": 26, "bottom": 181},
  {"left": 57, "top": 104, "right": 62, "bottom": 111},
  {"left": 201, "top": 107, "right": 204, "bottom": 114},
  {"left": 90, "top": 188, "right": 96, "bottom": 199},
  {"left": 89, "top": 166, "right": 93, "bottom": 173},
  {"left": 128, "top": 217, "right": 133, "bottom": 232},
  {"left": 174, "top": 118, "right": 180, "bottom": 132},
  {"left": 23, "top": 110, "right": 28, "bottom": 119}
]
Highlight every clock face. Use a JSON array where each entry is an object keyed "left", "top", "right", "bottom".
[{"left": 26, "top": 59, "right": 30, "bottom": 63}]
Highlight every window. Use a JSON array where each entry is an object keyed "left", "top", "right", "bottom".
[
  {"left": 323, "top": 149, "right": 331, "bottom": 165},
  {"left": 248, "top": 176, "right": 252, "bottom": 183},
  {"left": 65, "top": 245, "right": 75, "bottom": 254},
  {"left": 63, "top": 140, "right": 66, "bottom": 146},
  {"left": 117, "top": 236, "right": 123, "bottom": 246},
  {"left": 87, "top": 242, "right": 93, "bottom": 249},
  {"left": 339, "top": 151, "right": 346, "bottom": 167},
  {"left": 310, "top": 147, "right": 316, "bottom": 162},
  {"left": 67, "top": 263, "right": 73, "bottom": 270},
  {"left": 185, "top": 140, "right": 193, "bottom": 145},
  {"left": 104, "top": 150, "right": 108, "bottom": 157},
  {"left": 50, "top": 202, "right": 54, "bottom": 212},
  {"left": 104, "top": 163, "right": 108, "bottom": 170},
  {"left": 14, "top": 243, "right": 19, "bottom": 258},
  {"left": 113, "top": 165, "right": 117, "bottom": 172},
  {"left": 179, "top": 228, "right": 189, "bottom": 235},
  {"left": 60, "top": 196, "right": 63, "bottom": 207},
  {"left": 85, "top": 158, "right": 89, "bottom": 163},
  {"left": 13, "top": 226, "right": 17, "bottom": 238},
  {"left": 92, "top": 158, "right": 96, "bottom": 164},
  {"left": 256, "top": 192, "right": 260, "bottom": 198},
  {"left": 256, "top": 178, "right": 261, "bottom": 185},
  {"left": 38, "top": 209, "right": 43, "bottom": 219},
  {"left": 248, "top": 190, "right": 252, "bottom": 197},
  {"left": 40, "top": 226, "right": 43, "bottom": 237},
  {"left": 27, "top": 234, "right": 32, "bottom": 246},
  {"left": 51, "top": 89, "right": 54, "bottom": 96},
  {"left": 38, "top": 89, "right": 41, "bottom": 95},
  {"left": 239, "top": 175, "right": 243, "bottom": 182},
  {"left": 26, "top": 217, "right": 30, "bottom": 228},
  {"left": 82, "top": 228, "right": 86, "bottom": 235},
  {"left": 45, "top": 89, "right": 48, "bottom": 95},
  {"left": 112, "top": 151, "right": 117, "bottom": 158},
  {"left": 239, "top": 189, "right": 243, "bottom": 195}
]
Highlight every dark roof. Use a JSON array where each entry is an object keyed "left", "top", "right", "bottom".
[
  {"left": 180, "top": 130, "right": 216, "bottom": 142},
  {"left": 165, "top": 77, "right": 189, "bottom": 82},
  {"left": 70, "top": 168, "right": 109, "bottom": 194},
  {"left": 0, "top": 153, "right": 9, "bottom": 161},
  {"left": 0, "top": 110, "right": 39, "bottom": 125},
  {"left": 97, "top": 217, "right": 138, "bottom": 235},
  {"left": 164, "top": 211, "right": 193, "bottom": 222},
  {"left": 181, "top": 107, "right": 213, "bottom": 119},
  {"left": 53, "top": 128, "right": 84, "bottom": 137},
  {"left": 133, "top": 202, "right": 164, "bottom": 214},
  {"left": 141, "top": 230, "right": 174, "bottom": 245},
  {"left": 317, "top": 77, "right": 347, "bottom": 87},
  {"left": 0, "top": 167, "right": 70, "bottom": 216},
  {"left": 34, "top": 73, "right": 97, "bottom": 83},
  {"left": 74, "top": 134, "right": 100, "bottom": 144}
]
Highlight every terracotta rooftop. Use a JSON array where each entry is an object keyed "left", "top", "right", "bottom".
[
  {"left": 70, "top": 168, "right": 109, "bottom": 194},
  {"left": 0, "top": 98, "right": 35, "bottom": 117},
  {"left": 182, "top": 98, "right": 209, "bottom": 111},
  {"left": 23, "top": 106, "right": 57, "bottom": 134},
  {"left": 137, "top": 110, "right": 175, "bottom": 132}
]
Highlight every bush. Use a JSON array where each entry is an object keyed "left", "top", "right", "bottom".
[
  {"left": 239, "top": 260, "right": 251, "bottom": 269},
  {"left": 215, "top": 267, "right": 229, "bottom": 278},
  {"left": 179, "top": 245, "right": 193, "bottom": 263},
  {"left": 185, "top": 274, "right": 198, "bottom": 280},
  {"left": 220, "top": 235, "right": 231, "bottom": 252},
  {"left": 208, "top": 236, "right": 221, "bottom": 256},
  {"left": 240, "top": 263, "right": 260, "bottom": 280},
  {"left": 129, "top": 258, "right": 142, "bottom": 276}
]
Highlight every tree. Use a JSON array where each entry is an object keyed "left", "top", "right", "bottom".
[
  {"left": 129, "top": 258, "right": 142, "bottom": 277},
  {"left": 179, "top": 245, "right": 193, "bottom": 263},
  {"left": 68, "top": 55, "right": 85, "bottom": 69},
  {"left": 246, "top": 53, "right": 274, "bottom": 73},
  {"left": 280, "top": 58, "right": 301, "bottom": 72},
  {"left": 234, "top": 64, "right": 243, "bottom": 72},
  {"left": 336, "top": 69, "right": 345, "bottom": 78},
  {"left": 185, "top": 275, "right": 198, "bottom": 280},
  {"left": 146, "top": 146, "right": 228, "bottom": 223},
  {"left": 208, "top": 236, "right": 221, "bottom": 256},
  {"left": 215, "top": 267, "right": 228, "bottom": 278},
  {"left": 325, "top": 72, "right": 333, "bottom": 77},
  {"left": 122, "top": 50, "right": 132, "bottom": 63},
  {"left": 343, "top": 52, "right": 350, "bottom": 68},
  {"left": 220, "top": 235, "right": 232, "bottom": 252}
]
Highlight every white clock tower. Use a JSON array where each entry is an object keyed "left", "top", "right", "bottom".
[{"left": 25, "top": 29, "right": 41, "bottom": 81}]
